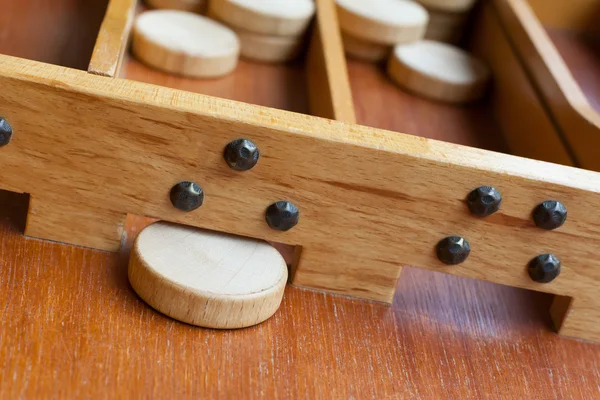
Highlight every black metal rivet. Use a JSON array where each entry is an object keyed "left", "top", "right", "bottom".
[
  {"left": 436, "top": 236, "right": 471, "bottom": 265},
  {"left": 533, "top": 200, "right": 567, "bottom": 230},
  {"left": 224, "top": 138, "right": 260, "bottom": 171},
  {"left": 265, "top": 201, "right": 299, "bottom": 231},
  {"left": 0, "top": 117, "right": 13, "bottom": 146},
  {"left": 170, "top": 181, "right": 204, "bottom": 212},
  {"left": 528, "top": 254, "right": 561, "bottom": 283},
  {"left": 467, "top": 186, "right": 502, "bottom": 217}
]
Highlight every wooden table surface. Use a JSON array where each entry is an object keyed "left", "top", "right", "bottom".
[{"left": 2, "top": 0, "right": 600, "bottom": 398}]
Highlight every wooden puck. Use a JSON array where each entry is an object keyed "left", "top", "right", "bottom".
[
  {"left": 336, "top": 0, "right": 429, "bottom": 45},
  {"left": 416, "top": 0, "right": 477, "bottom": 13},
  {"left": 128, "top": 222, "right": 288, "bottom": 329},
  {"left": 341, "top": 31, "right": 391, "bottom": 62},
  {"left": 236, "top": 29, "right": 304, "bottom": 63},
  {"left": 427, "top": 9, "right": 469, "bottom": 28},
  {"left": 209, "top": 0, "right": 315, "bottom": 37},
  {"left": 145, "top": 0, "right": 206, "bottom": 13},
  {"left": 387, "top": 40, "right": 491, "bottom": 104},
  {"left": 132, "top": 10, "right": 239, "bottom": 78}
]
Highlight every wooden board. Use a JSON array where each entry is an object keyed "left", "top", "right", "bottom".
[
  {"left": 1, "top": 199, "right": 600, "bottom": 398},
  {"left": 89, "top": 0, "right": 137, "bottom": 77},
  {"left": 3, "top": 55, "right": 600, "bottom": 340}
]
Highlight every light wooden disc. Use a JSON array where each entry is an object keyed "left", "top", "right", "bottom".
[
  {"left": 145, "top": 0, "right": 206, "bottom": 13},
  {"left": 341, "top": 31, "right": 391, "bottom": 62},
  {"left": 128, "top": 222, "right": 288, "bottom": 329},
  {"left": 132, "top": 10, "right": 239, "bottom": 78},
  {"left": 387, "top": 40, "right": 491, "bottom": 104},
  {"left": 209, "top": 0, "right": 315, "bottom": 37},
  {"left": 236, "top": 30, "right": 304, "bottom": 63},
  {"left": 416, "top": 0, "right": 477, "bottom": 12},
  {"left": 336, "top": 0, "right": 429, "bottom": 45}
]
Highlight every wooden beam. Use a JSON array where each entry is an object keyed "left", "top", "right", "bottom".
[{"left": 2, "top": 55, "right": 600, "bottom": 340}]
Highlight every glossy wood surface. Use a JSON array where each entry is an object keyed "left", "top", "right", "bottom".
[{"left": 1, "top": 192, "right": 600, "bottom": 398}]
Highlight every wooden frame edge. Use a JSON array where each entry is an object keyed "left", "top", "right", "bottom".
[
  {"left": 307, "top": 0, "right": 356, "bottom": 123},
  {"left": 88, "top": 0, "right": 138, "bottom": 77}
]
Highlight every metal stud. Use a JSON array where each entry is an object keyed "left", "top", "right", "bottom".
[
  {"left": 0, "top": 117, "right": 13, "bottom": 147},
  {"left": 467, "top": 186, "right": 502, "bottom": 217},
  {"left": 224, "top": 138, "right": 260, "bottom": 171},
  {"left": 528, "top": 254, "right": 561, "bottom": 283},
  {"left": 436, "top": 236, "right": 471, "bottom": 265},
  {"left": 170, "top": 181, "right": 204, "bottom": 212},
  {"left": 533, "top": 200, "right": 567, "bottom": 230},
  {"left": 265, "top": 201, "right": 299, "bottom": 231}
]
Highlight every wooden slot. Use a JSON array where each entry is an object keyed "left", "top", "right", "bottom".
[
  {"left": 494, "top": 0, "right": 600, "bottom": 171},
  {"left": 89, "top": 0, "right": 355, "bottom": 120},
  {"left": 0, "top": 0, "right": 109, "bottom": 70},
  {"left": 349, "top": 2, "right": 573, "bottom": 166}
]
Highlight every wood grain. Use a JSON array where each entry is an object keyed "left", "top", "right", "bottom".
[
  {"left": 493, "top": 0, "right": 600, "bottom": 170},
  {"left": 1, "top": 194, "right": 600, "bottom": 398},
  {"left": 88, "top": 0, "right": 137, "bottom": 77},
  {"left": 0, "top": 0, "right": 108, "bottom": 70}
]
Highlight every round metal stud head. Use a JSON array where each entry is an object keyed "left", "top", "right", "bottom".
[
  {"left": 436, "top": 236, "right": 471, "bottom": 265},
  {"left": 170, "top": 181, "right": 204, "bottom": 212},
  {"left": 528, "top": 254, "right": 561, "bottom": 283},
  {"left": 467, "top": 186, "right": 502, "bottom": 217},
  {"left": 533, "top": 200, "right": 567, "bottom": 230},
  {"left": 0, "top": 118, "right": 13, "bottom": 146},
  {"left": 224, "top": 138, "right": 260, "bottom": 171},
  {"left": 265, "top": 201, "right": 299, "bottom": 231}
]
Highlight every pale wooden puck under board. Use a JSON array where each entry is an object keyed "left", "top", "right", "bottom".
[
  {"left": 132, "top": 10, "right": 239, "bottom": 78},
  {"left": 236, "top": 29, "right": 304, "bottom": 63},
  {"left": 416, "top": 0, "right": 477, "bottom": 13},
  {"left": 387, "top": 40, "right": 491, "bottom": 104},
  {"left": 336, "top": 0, "right": 429, "bottom": 45},
  {"left": 209, "top": 0, "right": 315, "bottom": 37},
  {"left": 128, "top": 222, "right": 288, "bottom": 329},
  {"left": 145, "top": 0, "right": 206, "bottom": 13},
  {"left": 341, "top": 31, "right": 391, "bottom": 62}
]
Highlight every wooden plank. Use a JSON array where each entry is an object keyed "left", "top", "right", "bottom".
[
  {"left": 88, "top": 0, "right": 137, "bottom": 77},
  {"left": 306, "top": 0, "right": 356, "bottom": 123},
  {"left": 2, "top": 202, "right": 600, "bottom": 398},
  {"left": 470, "top": 2, "right": 574, "bottom": 166},
  {"left": 3, "top": 55, "right": 600, "bottom": 340},
  {"left": 493, "top": 0, "right": 600, "bottom": 170}
]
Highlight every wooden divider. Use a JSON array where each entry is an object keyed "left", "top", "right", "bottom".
[
  {"left": 88, "top": 0, "right": 137, "bottom": 77},
  {"left": 87, "top": 0, "right": 356, "bottom": 123}
]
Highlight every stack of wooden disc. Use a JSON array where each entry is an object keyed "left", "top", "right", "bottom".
[
  {"left": 416, "top": 0, "right": 478, "bottom": 44},
  {"left": 207, "top": 0, "right": 316, "bottom": 63},
  {"left": 132, "top": 10, "right": 241, "bottom": 78},
  {"left": 336, "top": 0, "right": 429, "bottom": 62}
]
